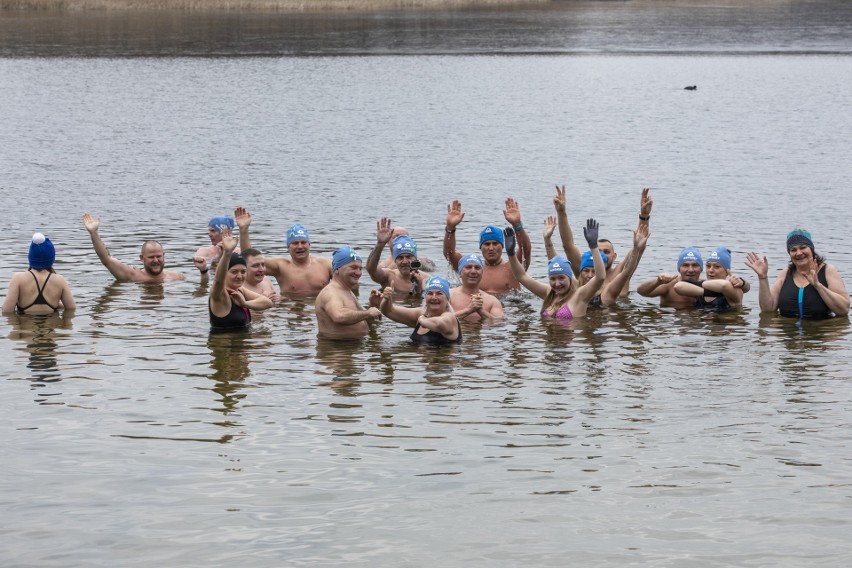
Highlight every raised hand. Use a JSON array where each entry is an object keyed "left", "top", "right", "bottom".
[
  {"left": 229, "top": 288, "right": 247, "bottom": 307},
  {"left": 446, "top": 200, "right": 465, "bottom": 229},
  {"left": 192, "top": 256, "right": 209, "bottom": 273},
  {"left": 633, "top": 223, "right": 650, "bottom": 249},
  {"left": 376, "top": 217, "right": 393, "bottom": 244},
  {"left": 553, "top": 185, "right": 567, "bottom": 213},
  {"left": 503, "top": 227, "right": 516, "bottom": 257},
  {"left": 82, "top": 212, "right": 101, "bottom": 234},
  {"left": 729, "top": 274, "right": 745, "bottom": 289},
  {"left": 802, "top": 258, "right": 821, "bottom": 287},
  {"left": 234, "top": 206, "right": 252, "bottom": 230},
  {"left": 503, "top": 197, "right": 522, "bottom": 227},
  {"left": 744, "top": 251, "right": 769, "bottom": 279},
  {"left": 368, "top": 289, "right": 382, "bottom": 309},
  {"left": 543, "top": 215, "right": 556, "bottom": 239},
  {"left": 221, "top": 227, "right": 239, "bottom": 254},
  {"left": 470, "top": 293, "right": 484, "bottom": 312},
  {"left": 658, "top": 273, "right": 679, "bottom": 284},
  {"left": 583, "top": 218, "right": 600, "bottom": 249},
  {"left": 381, "top": 286, "right": 394, "bottom": 301},
  {"left": 640, "top": 187, "right": 653, "bottom": 218}
]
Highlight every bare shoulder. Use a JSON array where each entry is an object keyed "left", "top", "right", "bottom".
[{"left": 164, "top": 270, "right": 186, "bottom": 281}]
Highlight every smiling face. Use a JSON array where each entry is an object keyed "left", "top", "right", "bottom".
[
  {"left": 243, "top": 254, "right": 266, "bottom": 285},
  {"left": 288, "top": 239, "right": 310, "bottom": 261},
  {"left": 225, "top": 264, "right": 247, "bottom": 291},
  {"left": 679, "top": 261, "right": 702, "bottom": 281},
  {"left": 788, "top": 244, "right": 814, "bottom": 270},
  {"left": 396, "top": 252, "right": 416, "bottom": 274},
  {"left": 549, "top": 274, "right": 572, "bottom": 297},
  {"left": 579, "top": 267, "right": 595, "bottom": 285},
  {"left": 424, "top": 289, "right": 448, "bottom": 314},
  {"left": 597, "top": 240, "right": 616, "bottom": 269},
  {"left": 335, "top": 260, "right": 362, "bottom": 288},
  {"left": 140, "top": 242, "right": 165, "bottom": 276},
  {"left": 460, "top": 262, "right": 483, "bottom": 286}
]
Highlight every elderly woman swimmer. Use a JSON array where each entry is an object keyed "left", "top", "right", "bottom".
[
  {"left": 746, "top": 229, "right": 849, "bottom": 319},
  {"left": 379, "top": 276, "right": 461, "bottom": 345},
  {"left": 2, "top": 233, "right": 76, "bottom": 315},
  {"left": 674, "top": 247, "right": 744, "bottom": 310},
  {"left": 506, "top": 219, "right": 606, "bottom": 319},
  {"left": 208, "top": 227, "right": 273, "bottom": 331}
]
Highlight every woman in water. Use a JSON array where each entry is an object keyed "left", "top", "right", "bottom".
[
  {"left": 379, "top": 276, "right": 461, "bottom": 344},
  {"left": 507, "top": 219, "right": 605, "bottom": 320},
  {"left": 209, "top": 228, "right": 273, "bottom": 331},
  {"left": 745, "top": 229, "right": 849, "bottom": 319},
  {"left": 2, "top": 233, "right": 76, "bottom": 315},
  {"left": 674, "top": 247, "right": 744, "bottom": 310}
]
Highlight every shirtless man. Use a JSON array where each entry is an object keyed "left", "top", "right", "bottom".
[
  {"left": 449, "top": 254, "right": 504, "bottom": 322},
  {"left": 240, "top": 248, "right": 280, "bottom": 301},
  {"left": 367, "top": 217, "right": 431, "bottom": 298},
  {"left": 83, "top": 212, "right": 185, "bottom": 282},
  {"left": 315, "top": 246, "right": 382, "bottom": 340},
  {"left": 443, "top": 197, "right": 531, "bottom": 295},
  {"left": 548, "top": 185, "right": 652, "bottom": 299},
  {"left": 637, "top": 246, "right": 705, "bottom": 309},
  {"left": 193, "top": 215, "right": 239, "bottom": 274},
  {"left": 379, "top": 225, "right": 437, "bottom": 272},
  {"left": 572, "top": 224, "right": 650, "bottom": 307},
  {"left": 237, "top": 208, "right": 332, "bottom": 298}
]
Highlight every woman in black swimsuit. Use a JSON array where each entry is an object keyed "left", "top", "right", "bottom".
[
  {"left": 379, "top": 276, "right": 461, "bottom": 345},
  {"left": 746, "top": 229, "right": 849, "bottom": 320},
  {"left": 2, "top": 233, "right": 76, "bottom": 315},
  {"left": 209, "top": 228, "right": 273, "bottom": 331}
]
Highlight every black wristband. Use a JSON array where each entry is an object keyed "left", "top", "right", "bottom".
[
  {"left": 639, "top": 215, "right": 650, "bottom": 221},
  {"left": 200, "top": 268, "right": 209, "bottom": 274}
]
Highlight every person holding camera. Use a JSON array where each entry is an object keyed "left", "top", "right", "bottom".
[{"left": 366, "top": 217, "right": 431, "bottom": 299}]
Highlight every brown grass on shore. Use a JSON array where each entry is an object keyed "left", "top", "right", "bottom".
[{"left": 1, "top": 0, "right": 549, "bottom": 11}]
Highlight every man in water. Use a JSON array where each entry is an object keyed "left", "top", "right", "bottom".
[
  {"left": 367, "top": 217, "right": 431, "bottom": 298},
  {"left": 240, "top": 248, "right": 280, "bottom": 301},
  {"left": 548, "top": 185, "right": 653, "bottom": 299},
  {"left": 192, "top": 214, "right": 240, "bottom": 274},
  {"left": 237, "top": 208, "right": 332, "bottom": 298},
  {"left": 83, "top": 212, "right": 185, "bottom": 282},
  {"left": 443, "top": 197, "right": 532, "bottom": 295},
  {"left": 637, "top": 246, "right": 706, "bottom": 308},
  {"left": 315, "top": 246, "right": 382, "bottom": 340},
  {"left": 379, "top": 225, "right": 437, "bottom": 272},
  {"left": 449, "top": 253, "right": 504, "bottom": 322}
]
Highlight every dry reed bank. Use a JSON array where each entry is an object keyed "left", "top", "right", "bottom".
[{"left": 1, "top": 0, "right": 550, "bottom": 11}]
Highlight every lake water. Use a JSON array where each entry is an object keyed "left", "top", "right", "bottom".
[{"left": 2, "top": 1, "right": 852, "bottom": 566}]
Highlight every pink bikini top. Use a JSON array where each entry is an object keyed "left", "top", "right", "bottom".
[{"left": 541, "top": 303, "right": 574, "bottom": 320}]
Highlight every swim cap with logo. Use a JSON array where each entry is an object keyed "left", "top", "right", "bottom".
[
  {"left": 579, "top": 250, "right": 608, "bottom": 271},
  {"left": 548, "top": 256, "right": 572, "bottom": 277},
  {"left": 677, "top": 246, "right": 703, "bottom": 270},
  {"left": 332, "top": 246, "right": 361, "bottom": 271},
  {"left": 706, "top": 247, "right": 732, "bottom": 271},
  {"left": 287, "top": 224, "right": 310, "bottom": 246},
  {"left": 392, "top": 235, "right": 417, "bottom": 260},
  {"left": 479, "top": 225, "right": 505, "bottom": 249}
]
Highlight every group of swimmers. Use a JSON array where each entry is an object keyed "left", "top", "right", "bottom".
[{"left": 3, "top": 186, "right": 849, "bottom": 343}]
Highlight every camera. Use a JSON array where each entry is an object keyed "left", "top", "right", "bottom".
[{"left": 409, "top": 260, "right": 422, "bottom": 270}]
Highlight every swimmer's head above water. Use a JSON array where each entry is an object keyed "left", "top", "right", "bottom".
[{"left": 28, "top": 232, "right": 55, "bottom": 270}]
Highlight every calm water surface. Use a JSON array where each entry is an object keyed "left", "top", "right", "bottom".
[{"left": 2, "top": 2, "right": 852, "bottom": 566}]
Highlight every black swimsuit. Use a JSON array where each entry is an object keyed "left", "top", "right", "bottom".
[
  {"left": 16, "top": 270, "right": 59, "bottom": 313},
  {"left": 778, "top": 265, "right": 832, "bottom": 320},
  {"left": 410, "top": 319, "right": 462, "bottom": 345},
  {"left": 695, "top": 288, "right": 729, "bottom": 311},
  {"left": 209, "top": 298, "right": 251, "bottom": 331}
]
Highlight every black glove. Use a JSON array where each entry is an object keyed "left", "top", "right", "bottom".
[
  {"left": 583, "top": 218, "right": 599, "bottom": 249},
  {"left": 503, "top": 227, "right": 516, "bottom": 257}
]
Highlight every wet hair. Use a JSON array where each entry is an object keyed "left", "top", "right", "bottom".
[
  {"left": 789, "top": 251, "right": 825, "bottom": 272},
  {"left": 241, "top": 248, "right": 262, "bottom": 259},
  {"left": 140, "top": 240, "right": 163, "bottom": 255}
]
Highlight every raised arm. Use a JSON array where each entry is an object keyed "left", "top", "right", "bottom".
[
  {"left": 82, "top": 213, "right": 136, "bottom": 281},
  {"left": 745, "top": 252, "right": 782, "bottom": 313},
  {"left": 504, "top": 228, "right": 550, "bottom": 299},
  {"left": 366, "top": 217, "right": 393, "bottom": 287},
  {"left": 600, "top": 224, "right": 649, "bottom": 305},
  {"left": 809, "top": 262, "right": 850, "bottom": 316},
  {"left": 235, "top": 206, "right": 253, "bottom": 250},
  {"left": 379, "top": 286, "right": 421, "bottom": 327},
  {"left": 575, "top": 219, "right": 607, "bottom": 303},
  {"left": 210, "top": 227, "right": 240, "bottom": 312},
  {"left": 504, "top": 197, "right": 530, "bottom": 269},
  {"left": 553, "top": 185, "right": 581, "bottom": 276},
  {"left": 543, "top": 215, "right": 557, "bottom": 260},
  {"left": 443, "top": 200, "right": 464, "bottom": 271}
]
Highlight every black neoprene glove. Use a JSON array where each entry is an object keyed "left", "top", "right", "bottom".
[
  {"left": 503, "top": 227, "right": 516, "bottom": 257},
  {"left": 583, "top": 218, "right": 599, "bottom": 249}
]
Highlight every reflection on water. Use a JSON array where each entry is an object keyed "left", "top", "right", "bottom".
[
  {"left": 5, "top": 311, "right": 74, "bottom": 403},
  {"left": 3, "top": 1, "right": 852, "bottom": 57}
]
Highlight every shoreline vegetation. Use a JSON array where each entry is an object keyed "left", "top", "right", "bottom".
[{"left": 1, "top": 0, "right": 551, "bottom": 12}]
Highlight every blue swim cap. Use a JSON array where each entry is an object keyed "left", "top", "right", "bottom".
[
  {"left": 548, "top": 256, "right": 572, "bottom": 277},
  {"left": 287, "top": 224, "right": 310, "bottom": 246},
  {"left": 579, "top": 250, "right": 608, "bottom": 271},
  {"left": 332, "top": 246, "right": 361, "bottom": 271},
  {"left": 706, "top": 247, "right": 732, "bottom": 271},
  {"left": 28, "top": 232, "right": 55, "bottom": 270},
  {"left": 392, "top": 235, "right": 417, "bottom": 260},
  {"left": 479, "top": 225, "right": 505, "bottom": 249},
  {"left": 424, "top": 276, "right": 451, "bottom": 299},
  {"left": 786, "top": 229, "right": 814, "bottom": 251},
  {"left": 457, "top": 253, "right": 484, "bottom": 273},
  {"left": 677, "top": 246, "right": 703, "bottom": 270},
  {"left": 209, "top": 215, "right": 235, "bottom": 232}
]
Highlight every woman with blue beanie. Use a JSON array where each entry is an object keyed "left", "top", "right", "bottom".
[
  {"left": 674, "top": 247, "right": 744, "bottom": 310},
  {"left": 3, "top": 233, "right": 76, "bottom": 314},
  {"left": 379, "top": 276, "right": 461, "bottom": 345},
  {"left": 746, "top": 229, "right": 849, "bottom": 319}
]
